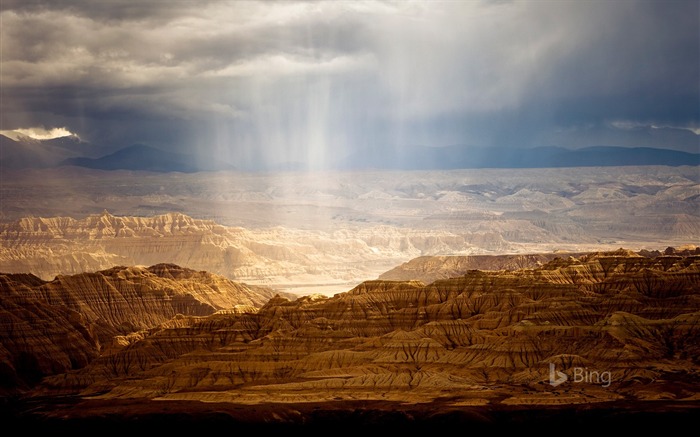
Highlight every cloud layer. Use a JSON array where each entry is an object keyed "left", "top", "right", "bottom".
[{"left": 1, "top": 0, "right": 698, "bottom": 168}]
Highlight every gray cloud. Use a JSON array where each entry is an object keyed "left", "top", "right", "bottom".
[
  {"left": 0, "top": 0, "right": 216, "bottom": 24},
  {"left": 1, "top": 0, "right": 698, "bottom": 169}
]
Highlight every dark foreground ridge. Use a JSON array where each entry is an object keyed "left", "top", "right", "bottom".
[{"left": 3, "top": 397, "right": 699, "bottom": 432}]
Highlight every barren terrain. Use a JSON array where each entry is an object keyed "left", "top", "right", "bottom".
[
  {"left": 1, "top": 165, "right": 698, "bottom": 428},
  {"left": 1, "top": 166, "right": 697, "bottom": 295},
  {"left": 1, "top": 250, "right": 698, "bottom": 429}
]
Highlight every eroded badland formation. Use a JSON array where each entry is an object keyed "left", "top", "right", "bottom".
[
  {"left": 1, "top": 247, "right": 699, "bottom": 429},
  {"left": 1, "top": 167, "right": 699, "bottom": 429}
]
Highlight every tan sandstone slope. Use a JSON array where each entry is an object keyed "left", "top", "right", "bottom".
[
  {"left": 36, "top": 250, "right": 700, "bottom": 406},
  {"left": 0, "top": 211, "right": 461, "bottom": 289},
  {"left": 379, "top": 253, "right": 569, "bottom": 283},
  {"left": 378, "top": 247, "right": 700, "bottom": 284},
  {"left": 0, "top": 264, "right": 283, "bottom": 394},
  {"left": 2, "top": 211, "right": 655, "bottom": 294}
]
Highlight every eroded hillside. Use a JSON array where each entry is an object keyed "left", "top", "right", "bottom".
[
  {"left": 3, "top": 166, "right": 698, "bottom": 297},
  {"left": 33, "top": 250, "right": 700, "bottom": 407},
  {"left": 0, "top": 211, "right": 482, "bottom": 292},
  {"left": 0, "top": 264, "right": 282, "bottom": 393}
]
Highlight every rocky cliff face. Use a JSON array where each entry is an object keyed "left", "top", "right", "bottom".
[
  {"left": 0, "top": 212, "right": 474, "bottom": 290},
  {"left": 378, "top": 253, "right": 571, "bottom": 283},
  {"left": 377, "top": 248, "right": 700, "bottom": 285},
  {"left": 0, "top": 212, "right": 264, "bottom": 280},
  {"left": 2, "top": 212, "right": 661, "bottom": 296},
  {"left": 0, "top": 274, "right": 100, "bottom": 393},
  {"left": 36, "top": 251, "right": 700, "bottom": 406},
  {"left": 0, "top": 265, "right": 282, "bottom": 394}
]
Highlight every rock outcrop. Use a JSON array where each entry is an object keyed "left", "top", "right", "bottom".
[
  {"left": 378, "top": 248, "right": 700, "bottom": 285},
  {"left": 0, "top": 274, "right": 100, "bottom": 394},
  {"left": 0, "top": 265, "right": 283, "bottom": 393},
  {"left": 0, "top": 212, "right": 474, "bottom": 290},
  {"left": 35, "top": 251, "right": 700, "bottom": 407},
  {"left": 379, "top": 253, "right": 571, "bottom": 283},
  {"left": 7, "top": 212, "right": 685, "bottom": 295}
]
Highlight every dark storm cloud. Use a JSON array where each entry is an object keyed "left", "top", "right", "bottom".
[
  {"left": 1, "top": 1, "right": 698, "bottom": 168},
  {"left": 525, "top": 0, "right": 699, "bottom": 125},
  {"left": 0, "top": 0, "right": 216, "bottom": 24}
]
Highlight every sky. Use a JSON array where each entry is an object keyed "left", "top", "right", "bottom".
[{"left": 1, "top": 0, "right": 698, "bottom": 169}]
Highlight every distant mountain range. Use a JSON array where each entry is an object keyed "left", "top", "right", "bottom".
[
  {"left": 338, "top": 144, "right": 700, "bottom": 170},
  {"left": 2, "top": 134, "right": 698, "bottom": 172},
  {"left": 61, "top": 144, "right": 235, "bottom": 172},
  {"left": 0, "top": 133, "right": 108, "bottom": 169},
  {"left": 0, "top": 135, "right": 234, "bottom": 172}
]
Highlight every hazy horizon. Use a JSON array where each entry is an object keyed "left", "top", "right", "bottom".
[{"left": 2, "top": 164, "right": 697, "bottom": 296}]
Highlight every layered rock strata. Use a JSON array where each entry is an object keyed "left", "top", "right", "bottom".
[
  {"left": 36, "top": 251, "right": 700, "bottom": 406},
  {"left": 0, "top": 264, "right": 281, "bottom": 393}
]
